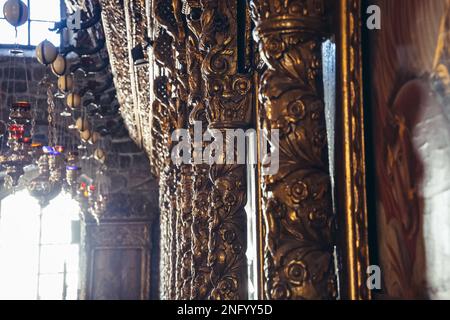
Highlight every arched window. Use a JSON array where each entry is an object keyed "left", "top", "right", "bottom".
[
  {"left": 0, "top": 190, "right": 80, "bottom": 299},
  {"left": 0, "top": 0, "right": 62, "bottom": 47}
]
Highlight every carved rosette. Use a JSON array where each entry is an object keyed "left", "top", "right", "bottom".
[
  {"left": 250, "top": 0, "right": 336, "bottom": 299},
  {"left": 200, "top": 0, "right": 252, "bottom": 300}
]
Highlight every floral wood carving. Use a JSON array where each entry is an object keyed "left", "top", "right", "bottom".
[
  {"left": 184, "top": 3, "right": 214, "bottom": 299},
  {"left": 250, "top": 0, "right": 337, "bottom": 300},
  {"left": 100, "top": 0, "right": 141, "bottom": 143},
  {"left": 201, "top": 0, "right": 252, "bottom": 300}
]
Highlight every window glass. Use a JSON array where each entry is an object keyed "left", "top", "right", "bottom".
[
  {"left": 29, "top": 0, "right": 60, "bottom": 22},
  {"left": 0, "top": 19, "right": 28, "bottom": 45},
  {"left": 0, "top": 191, "right": 80, "bottom": 300},
  {"left": 1, "top": 0, "right": 61, "bottom": 47},
  {"left": 30, "top": 20, "right": 60, "bottom": 46}
]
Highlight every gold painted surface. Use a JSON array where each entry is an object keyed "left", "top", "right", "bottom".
[
  {"left": 200, "top": 0, "right": 252, "bottom": 300},
  {"left": 335, "top": 0, "right": 370, "bottom": 300},
  {"left": 184, "top": 0, "right": 213, "bottom": 299},
  {"left": 98, "top": 0, "right": 378, "bottom": 300},
  {"left": 100, "top": 0, "right": 141, "bottom": 144},
  {"left": 250, "top": 0, "right": 336, "bottom": 300}
]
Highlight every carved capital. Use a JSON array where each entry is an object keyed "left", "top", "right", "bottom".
[{"left": 200, "top": 0, "right": 252, "bottom": 300}]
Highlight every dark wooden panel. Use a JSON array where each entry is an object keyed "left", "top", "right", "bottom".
[
  {"left": 82, "top": 221, "right": 152, "bottom": 300},
  {"left": 90, "top": 248, "right": 143, "bottom": 300}
]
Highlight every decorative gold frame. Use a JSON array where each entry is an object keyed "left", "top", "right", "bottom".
[{"left": 335, "top": 0, "right": 371, "bottom": 300}]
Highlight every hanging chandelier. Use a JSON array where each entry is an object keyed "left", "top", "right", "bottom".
[
  {"left": 0, "top": 0, "right": 40, "bottom": 189},
  {"left": 0, "top": 76, "right": 35, "bottom": 188},
  {"left": 1, "top": 0, "right": 112, "bottom": 218},
  {"left": 2, "top": 0, "right": 28, "bottom": 28},
  {"left": 27, "top": 154, "right": 62, "bottom": 207}
]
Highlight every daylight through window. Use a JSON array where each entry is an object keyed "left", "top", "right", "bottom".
[{"left": 0, "top": 0, "right": 61, "bottom": 47}]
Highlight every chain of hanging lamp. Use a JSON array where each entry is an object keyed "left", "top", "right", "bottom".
[
  {"left": 0, "top": 6, "right": 36, "bottom": 189},
  {"left": 1, "top": 0, "right": 112, "bottom": 220}
]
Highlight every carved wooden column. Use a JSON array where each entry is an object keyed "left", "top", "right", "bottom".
[
  {"left": 178, "top": 164, "right": 194, "bottom": 298},
  {"left": 152, "top": 23, "right": 178, "bottom": 299},
  {"left": 190, "top": 161, "right": 213, "bottom": 299},
  {"left": 201, "top": 0, "right": 253, "bottom": 300},
  {"left": 250, "top": 0, "right": 337, "bottom": 299},
  {"left": 152, "top": 0, "right": 194, "bottom": 300},
  {"left": 100, "top": 0, "right": 141, "bottom": 143},
  {"left": 181, "top": 0, "right": 214, "bottom": 300},
  {"left": 123, "top": 0, "right": 152, "bottom": 152}
]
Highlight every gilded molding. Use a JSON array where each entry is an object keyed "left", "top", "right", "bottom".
[
  {"left": 190, "top": 163, "right": 213, "bottom": 299},
  {"left": 153, "top": 0, "right": 194, "bottom": 300},
  {"left": 158, "top": 166, "right": 171, "bottom": 299},
  {"left": 168, "top": 165, "right": 179, "bottom": 300},
  {"left": 335, "top": 0, "right": 370, "bottom": 300}
]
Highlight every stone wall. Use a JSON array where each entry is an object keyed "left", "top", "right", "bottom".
[{"left": 0, "top": 53, "right": 52, "bottom": 125}]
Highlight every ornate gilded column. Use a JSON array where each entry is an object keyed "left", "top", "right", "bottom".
[
  {"left": 153, "top": 0, "right": 193, "bottom": 300},
  {"left": 100, "top": 0, "right": 141, "bottom": 143},
  {"left": 190, "top": 161, "right": 213, "bottom": 299},
  {"left": 178, "top": 164, "right": 194, "bottom": 298},
  {"left": 181, "top": 0, "right": 214, "bottom": 300},
  {"left": 201, "top": 0, "right": 253, "bottom": 300},
  {"left": 250, "top": 0, "right": 337, "bottom": 299},
  {"left": 152, "top": 2, "right": 179, "bottom": 295},
  {"left": 123, "top": 0, "right": 152, "bottom": 152}
]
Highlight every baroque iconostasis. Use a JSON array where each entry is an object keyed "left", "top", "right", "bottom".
[{"left": 1, "top": 0, "right": 450, "bottom": 301}]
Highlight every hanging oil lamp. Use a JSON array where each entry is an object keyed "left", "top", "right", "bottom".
[
  {"left": 29, "top": 141, "right": 44, "bottom": 162},
  {"left": 90, "top": 166, "right": 111, "bottom": 221},
  {"left": 35, "top": 40, "right": 58, "bottom": 66},
  {"left": 66, "top": 92, "right": 82, "bottom": 109},
  {"left": 94, "top": 148, "right": 106, "bottom": 164},
  {"left": 87, "top": 184, "right": 96, "bottom": 211},
  {"left": 51, "top": 54, "right": 68, "bottom": 77},
  {"left": 0, "top": 100, "right": 34, "bottom": 188},
  {"left": 45, "top": 145, "right": 65, "bottom": 183},
  {"left": 65, "top": 151, "right": 81, "bottom": 198},
  {"left": 9, "top": 101, "right": 33, "bottom": 125},
  {"left": 27, "top": 154, "right": 62, "bottom": 207},
  {"left": 3, "top": 0, "right": 28, "bottom": 28},
  {"left": 57, "top": 74, "right": 74, "bottom": 98}
]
